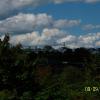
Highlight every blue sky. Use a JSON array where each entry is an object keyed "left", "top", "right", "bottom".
[
  {"left": 29, "top": 2, "right": 100, "bottom": 35},
  {"left": 0, "top": 0, "right": 100, "bottom": 48}
]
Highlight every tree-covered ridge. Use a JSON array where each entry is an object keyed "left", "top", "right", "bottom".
[{"left": 0, "top": 34, "right": 100, "bottom": 100}]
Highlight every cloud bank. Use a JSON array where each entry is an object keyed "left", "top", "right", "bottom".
[
  {"left": 9, "top": 30, "right": 100, "bottom": 48},
  {"left": 0, "top": 13, "right": 80, "bottom": 34},
  {"left": 0, "top": 12, "right": 100, "bottom": 48}
]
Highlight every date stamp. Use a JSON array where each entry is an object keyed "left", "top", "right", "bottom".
[{"left": 85, "top": 87, "right": 100, "bottom": 92}]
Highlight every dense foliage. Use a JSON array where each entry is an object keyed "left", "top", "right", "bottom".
[{"left": 0, "top": 34, "right": 100, "bottom": 100}]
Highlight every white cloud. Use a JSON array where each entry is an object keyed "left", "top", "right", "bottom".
[
  {"left": 95, "top": 41, "right": 100, "bottom": 46},
  {"left": 57, "top": 32, "right": 100, "bottom": 48},
  {"left": 0, "top": 12, "right": 99, "bottom": 48},
  {"left": 0, "top": 13, "right": 52, "bottom": 34},
  {"left": 54, "top": 0, "right": 100, "bottom": 3},
  {"left": 82, "top": 24, "right": 100, "bottom": 30},
  {"left": 57, "top": 35, "right": 76, "bottom": 43},
  {"left": 10, "top": 28, "right": 67, "bottom": 46},
  {"left": 79, "top": 34, "right": 96, "bottom": 44},
  {"left": 8, "top": 31, "right": 100, "bottom": 48},
  {"left": 0, "top": 0, "right": 48, "bottom": 16},
  {"left": 0, "top": 0, "right": 99, "bottom": 18},
  {"left": 0, "top": 13, "right": 80, "bottom": 34},
  {"left": 85, "top": 0, "right": 100, "bottom": 3},
  {"left": 54, "top": 19, "right": 81, "bottom": 29}
]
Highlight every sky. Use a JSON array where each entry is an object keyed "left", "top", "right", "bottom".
[{"left": 0, "top": 0, "right": 100, "bottom": 48}]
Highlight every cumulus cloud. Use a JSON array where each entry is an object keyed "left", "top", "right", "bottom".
[
  {"left": 0, "top": 13, "right": 80, "bottom": 34},
  {"left": 0, "top": 0, "right": 48, "bottom": 16},
  {"left": 8, "top": 30, "right": 100, "bottom": 48},
  {"left": 10, "top": 28, "right": 67, "bottom": 46},
  {"left": 54, "top": 19, "right": 81, "bottom": 29},
  {"left": 0, "top": 0, "right": 51, "bottom": 17},
  {"left": 57, "top": 32, "right": 100, "bottom": 48},
  {"left": 57, "top": 35, "right": 77, "bottom": 43},
  {"left": 0, "top": 13, "right": 53, "bottom": 34}
]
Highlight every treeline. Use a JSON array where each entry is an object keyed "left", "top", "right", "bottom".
[{"left": 0, "top": 34, "right": 100, "bottom": 100}]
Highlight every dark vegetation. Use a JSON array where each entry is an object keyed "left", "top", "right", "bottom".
[{"left": 0, "top": 34, "right": 100, "bottom": 100}]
